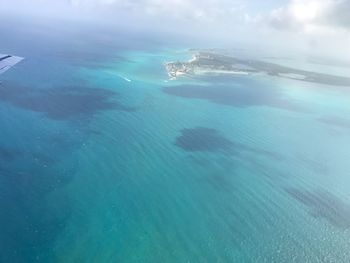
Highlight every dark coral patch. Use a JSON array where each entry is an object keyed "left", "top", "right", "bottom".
[
  {"left": 286, "top": 188, "right": 350, "bottom": 229},
  {"left": 163, "top": 84, "right": 301, "bottom": 112},
  {"left": 175, "top": 127, "right": 234, "bottom": 152},
  {"left": 175, "top": 127, "right": 284, "bottom": 163},
  {"left": 0, "top": 83, "right": 135, "bottom": 121}
]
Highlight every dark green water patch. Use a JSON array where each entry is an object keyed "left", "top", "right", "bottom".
[
  {"left": 0, "top": 166, "right": 73, "bottom": 262},
  {"left": 0, "top": 123, "right": 85, "bottom": 262},
  {"left": 175, "top": 127, "right": 233, "bottom": 152},
  {"left": 175, "top": 127, "right": 284, "bottom": 162},
  {"left": 286, "top": 188, "right": 350, "bottom": 229},
  {"left": 163, "top": 84, "right": 301, "bottom": 111},
  {"left": 0, "top": 83, "right": 135, "bottom": 121}
]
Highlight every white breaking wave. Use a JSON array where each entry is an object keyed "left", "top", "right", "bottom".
[{"left": 119, "top": 75, "right": 132, "bottom": 82}]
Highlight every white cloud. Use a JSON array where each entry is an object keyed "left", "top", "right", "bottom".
[
  {"left": 263, "top": 0, "right": 350, "bottom": 60},
  {"left": 269, "top": 0, "right": 350, "bottom": 32}
]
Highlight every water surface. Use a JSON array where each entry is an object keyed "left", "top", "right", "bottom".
[{"left": 1, "top": 27, "right": 350, "bottom": 262}]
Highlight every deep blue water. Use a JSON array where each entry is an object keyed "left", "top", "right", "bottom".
[{"left": 1, "top": 24, "right": 350, "bottom": 262}]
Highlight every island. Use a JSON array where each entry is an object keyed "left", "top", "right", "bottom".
[{"left": 165, "top": 51, "right": 350, "bottom": 87}]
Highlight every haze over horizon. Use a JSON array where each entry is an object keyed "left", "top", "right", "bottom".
[{"left": 1, "top": 0, "right": 350, "bottom": 59}]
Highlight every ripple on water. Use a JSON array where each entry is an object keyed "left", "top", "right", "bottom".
[{"left": 0, "top": 124, "right": 85, "bottom": 262}]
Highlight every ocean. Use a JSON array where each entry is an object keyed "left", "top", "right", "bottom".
[{"left": 1, "top": 25, "right": 350, "bottom": 262}]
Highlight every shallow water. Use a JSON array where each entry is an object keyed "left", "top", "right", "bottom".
[{"left": 1, "top": 28, "right": 350, "bottom": 262}]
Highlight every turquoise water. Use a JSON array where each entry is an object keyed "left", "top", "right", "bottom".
[{"left": 1, "top": 29, "right": 350, "bottom": 262}]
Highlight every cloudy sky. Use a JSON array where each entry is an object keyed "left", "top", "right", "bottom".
[{"left": 1, "top": 0, "right": 349, "bottom": 57}]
